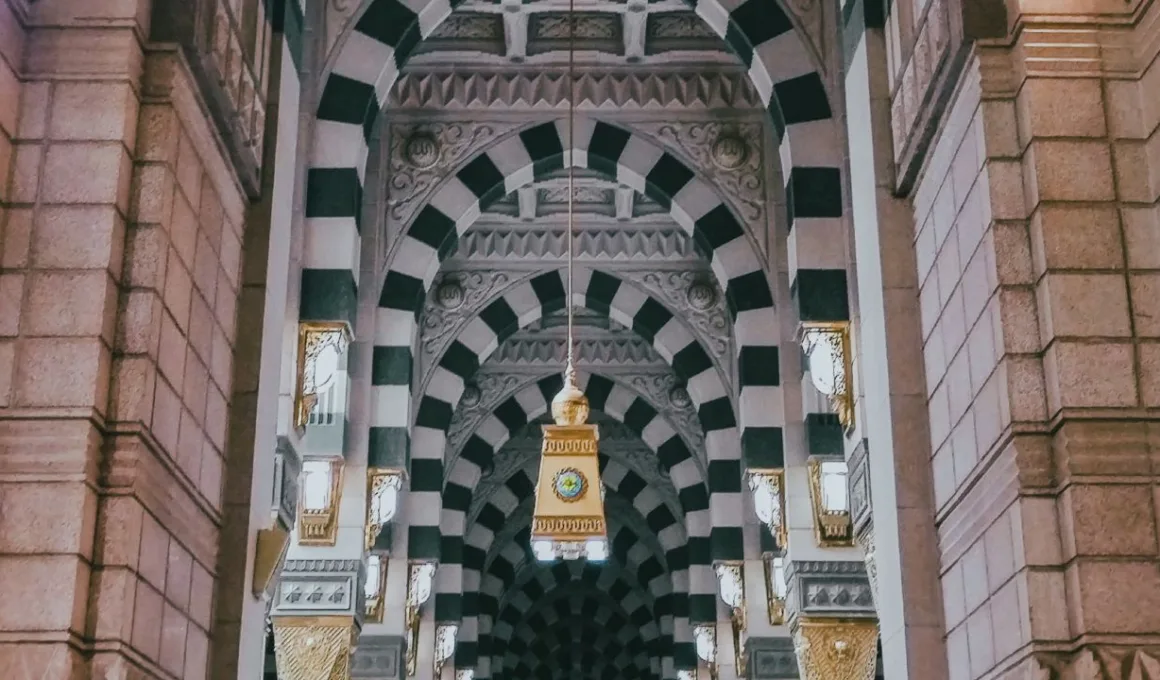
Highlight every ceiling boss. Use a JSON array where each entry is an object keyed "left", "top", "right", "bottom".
[{"left": 529, "top": 0, "right": 609, "bottom": 564}]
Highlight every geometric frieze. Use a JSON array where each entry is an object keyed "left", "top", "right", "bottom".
[
  {"left": 453, "top": 225, "right": 698, "bottom": 264},
  {"left": 272, "top": 559, "right": 365, "bottom": 622},
  {"left": 783, "top": 560, "right": 875, "bottom": 623}
]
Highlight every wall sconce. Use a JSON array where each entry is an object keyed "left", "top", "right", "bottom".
[
  {"left": 715, "top": 563, "right": 747, "bottom": 675},
  {"left": 747, "top": 469, "right": 787, "bottom": 550},
  {"left": 693, "top": 623, "right": 717, "bottom": 680},
  {"left": 763, "top": 554, "right": 787, "bottom": 625},
  {"left": 406, "top": 561, "right": 437, "bottom": 676},
  {"left": 434, "top": 623, "right": 459, "bottom": 678},
  {"left": 364, "top": 554, "right": 388, "bottom": 623},
  {"left": 297, "top": 458, "right": 343, "bottom": 546},
  {"left": 366, "top": 468, "right": 404, "bottom": 550},
  {"left": 800, "top": 323, "right": 854, "bottom": 431},
  {"left": 806, "top": 457, "right": 853, "bottom": 547},
  {"left": 294, "top": 322, "right": 351, "bottom": 430}
]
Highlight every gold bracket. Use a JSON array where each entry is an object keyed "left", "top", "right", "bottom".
[
  {"left": 299, "top": 458, "right": 344, "bottom": 546},
  {"left": 294, "top": 322, "right": 352, "bottom": 431},
  {"left": 806, "top": 457, "right": 853, "bottom": 548},
  {"left": 252, "top": 524, "right": 292, "bottom": 598},
  {"left": 800, "top": 322, "right": 855, "bottom": 432},
  {"left": 791, "top": 618, "right": 878, "bottom": 680}
]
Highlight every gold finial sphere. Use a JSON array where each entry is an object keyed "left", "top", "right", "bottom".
[{"left": 551, "top": 364, "right": 589, "bottom": 426}]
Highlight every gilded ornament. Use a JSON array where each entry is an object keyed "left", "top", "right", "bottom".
[
  {"left": 272, "top": 619, "right": 358, "bottom": 680},
  {"left": 553, "top": 468, "right": 588, "bottom": 502},
  {"left": 792, "top": 618, "right": 878, "bottom": 680}
]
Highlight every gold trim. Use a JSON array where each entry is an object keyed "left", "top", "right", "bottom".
[
  {"left": 806, "top": 457, "right": 853, "bottom": 548},
  {"left": 365, "top": 468, "right": 405, "bottom": 551},
  {"left": 271, "top": 615, "right": 358, "bottom": 680},
  {"left": 294, "top": 321, "right": 352, "bottom": 430},
  {"left": 252, "top": 524, "right": 291, "bottom": 598},
  {"left": 800, "top": 321, "right": 855, "bottom": 432},
  {"left": 763, "top": 556, "right": 786, "bottom": 626},
  {"left": 791, "top": 618, "right": 878, "bottom": 680},
  {"left": 365, "top": 555, "right": 389, "bottom": 624},
  {"left": 299, "top": 458, "right": 344, "bottom": 547},
  {"left": 552, "top": 467, "right": 588, "bottom": 502},
  {"left": 747, "top": 468, "right": 788, "bottom": 550}
]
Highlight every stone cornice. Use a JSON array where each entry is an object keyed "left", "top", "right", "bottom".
[{"left": 387, "top": 70, "right": 765, "bottom": 110}]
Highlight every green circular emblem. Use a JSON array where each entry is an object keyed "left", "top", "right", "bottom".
[{"left": 553, "top": 468, "right": 587, "bottom": 502}]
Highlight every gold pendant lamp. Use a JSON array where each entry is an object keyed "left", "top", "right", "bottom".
[{"left": 529, "top": 0, "right": 609, "bottom": 563}]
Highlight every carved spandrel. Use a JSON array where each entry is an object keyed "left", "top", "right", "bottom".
[
  {"left": 618, "top": 269, "right": 733, "bottom": 378},
  {"left": 633, "top": 121, "right": 767, "bottom": 235},
  {"left": 388, "top": 122, "right": 518, "bottom": 226}
]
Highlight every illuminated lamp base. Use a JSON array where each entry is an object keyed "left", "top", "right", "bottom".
[{"left": 533, "top": 537, "right": 607, "bottom": 562}]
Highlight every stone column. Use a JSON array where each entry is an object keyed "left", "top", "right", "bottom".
[{"left": 882, "top": 0, "right": 1160, "bottom": 675}]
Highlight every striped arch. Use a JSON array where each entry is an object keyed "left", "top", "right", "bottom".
[{"left": 306, "top": 0, "right": 845, "bottom": 328}]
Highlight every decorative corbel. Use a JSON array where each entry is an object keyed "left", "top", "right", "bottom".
[
  {"left": 294, "top": 322, "right": 351, "bottom": 430},
  {"left": 366, "top": 468, "right": 405, "bottom": 550},
  {"left": 806, "top": 456, "right": 853, "bottom": 547},
  {"left": 693, "top": 624, "right": 718, "bottom": 680},
  {"left": 406, "top": 561, "right": 437, "bottom": 676},
  {"left": 298, "top": 458, "right": 344, "bottom": 546},
  {"left": 800, "top": 322, "right": 854, "bottom": 432},
  {"left": 747, "top": 469, "right": 787, "bottom": 550},
  {"left": 364, "top": 554, "right": 388, "bottom": 623},
  {"left": 763, "top": 554, "right": 787, "bottom": 626},
  {"left": 714, "top": 562, "right": 748, "bottom": 675},
  {"left": 434, "top": 623, "right": 459, "bottom": 678}
]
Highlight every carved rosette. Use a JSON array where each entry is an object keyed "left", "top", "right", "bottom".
[
  {"left": 272, "top": 619, "right": 358, "bottom": 680},
  {"left": 791, "top": 619, "right": 878, "bottom": 680},
  {"left": 388, "top": 122, "right": 516, "bottom": 225},
  {"left": 636, "top": 121, "right": 766, "bottom": 228}
]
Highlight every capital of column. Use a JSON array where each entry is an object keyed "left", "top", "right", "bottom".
[
  {"left": 271, "top": 558, "right": 367, "bottom": 625},
  {"left": 790, "top": 618, "right": 878, "bottom": 680},
  {"left": 783, "top": 560, "right": 875, "bottom": 623},
  {"left": 272, "top": 615, "right": 359, "bottom": 680}
]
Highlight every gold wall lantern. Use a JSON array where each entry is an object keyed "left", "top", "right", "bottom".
[
  {"left": 434, "top": 623, "right": 459, "bottom": 678},
  {"left": 800, "top": 323, "right": 854, "bottom": 431},
  {"left": 806, "top": 457, "right": 853, "bottom": 547},
  {"left": 405, "top": 561, "right": 437, "bottom": 676},
  {"left": 366, "top": 468, "right": 405, "bottom": 550},
  {"left": 294, "top": 321, "right": 351, "bottom": 430},
  {"left": 364, "top": 554, "right": 388, "bottom": 623},
  {"left": 714, "top": 562, "right": 748, "bottom": 675},
  {"left": 763, "top": 554, "right": 787, "bottom": 625},
  {"left": 747, "top": 469, "right": 787, "bottom": 550},
  {"left": 298, "top": 457, "right": 343, "bottom": 546}
]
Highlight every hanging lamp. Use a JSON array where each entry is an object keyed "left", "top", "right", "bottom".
[{"left": 529, "top": 3, "right": 608, "bottom": 563}]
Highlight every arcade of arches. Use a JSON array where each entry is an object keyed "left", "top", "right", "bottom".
[{"left": 4, "top": 0, "right": 1160, "bottom": 679}]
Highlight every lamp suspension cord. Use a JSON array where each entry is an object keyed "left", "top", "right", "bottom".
[{"left": 565, "top": 0, "right": 576, "bottom": 376}]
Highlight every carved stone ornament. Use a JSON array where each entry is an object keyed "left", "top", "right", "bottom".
[
  {"left": 619, "top": 269, "right": 732, "bottom": 362},
  {"left": 388, "top": 122, "right": 517, "bottom": 224},
  {"left": 1033, "top": 648, "right": 1160, "bottom": 679},
  {"left": 456, "top": 227, "right": 695, "bottom": 262},
  {"left": 388, "top": 72, "right": 763, "bottom": 111},
  {"left": 272, "top": 618, "right": 358, "bottom": 680},
  {"left": 791, "top": 618, "right": 878, "bottom": 680},
  {"left": 531, "top": 14, "right": 619, "bottom": 40},
  {"left": 460, "top": 384, "right": 482, "bottom": 407},
  {"left": 669, "top": 386, "right": 691, "bottom": 409},
  {"left": 854, "top": 529, "right": 878, "bottom": 611},
  {"left": 404, "top": 132, "right": 441, "bottom": 170},
  {"left": 419, "top": 270, "right": 521, "bottom": 379},
  {"left": 638, "top": 121, "right": 766, "bottom": 227}
]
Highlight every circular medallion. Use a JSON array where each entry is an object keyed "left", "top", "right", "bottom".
[
  {"left": 460, "top": 384, "right": 481, "bottom": 407},
  {"left": 711, "top": 134, "right": 749, "bottom": 171},
  {"left": 553, "top": 468, "right": 587, "bottom": 503},
  {"left": 669, "top": 386, "right": 692, "bottom": 409},
  {"left": 405, "top": 132, "right": 441, "bottom": 170},
  {"left": 686, "top": 281, "right": 716, "bottom": 311},
  {"left": 436, "top": 279, "right": 465, "bottom": 309}
]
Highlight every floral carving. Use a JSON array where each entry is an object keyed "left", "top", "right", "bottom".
[
  {"left": 642, "top": 121, "right": 765, "bottom": 227},
  {"left": 388, "top": 122, "right": 514, "bottom": 224},
  {"left": 619, "top": 269, "right": 732, "bottom": 362},
  {"left": 418, "top": 270, "right": 520, "bottom": 372}
]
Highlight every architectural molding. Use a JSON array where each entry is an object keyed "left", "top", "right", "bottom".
[
  {"left": 272, "top": 559, "right": 366, "bottom": 622},
  {"left": 748, "top": 637, "right": 800, "bottom": 680},
  {"left": 351, "top": 634, "right": 404, "bottom": 679},
  {"left": 1033, "top": 648, "right": 1160, "bottom": 679},
  {"left": 618, "top": 268, "right": 732, "bottom": 359},
  {"left": 488, "top": 335, "right": 667, "bottom": 368},
  {"left": 791, "top": 618, "right": 878, "bottom": 680},
  {"left": 784, "top": 560, "right": 875, "bottom": 621},
  {"left": 418, "top": 269, "right": 529, "bottom": 374},
  {"left": 454, "top": 225, "right": 698, "bottom": 263},
  {"left": 272, "top": 617, "right": 359, "bottom": 680},
  {"left": 846, "top": 438, "right": 871, "bottom": 536},
  {"left": 387, "top": 71, "right": 764, "bottom": 110}
]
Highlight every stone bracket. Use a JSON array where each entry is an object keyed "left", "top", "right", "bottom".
[
  {"left": 352, "top": 634, "right": 405, "bottom": 679},
  {"left": 272, "top": 559, "right": 367, "bottom": 626},
  {"left": 784, "top": 560, "right": 875, "bottom": 624}
]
